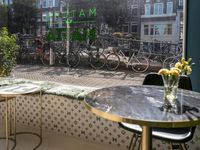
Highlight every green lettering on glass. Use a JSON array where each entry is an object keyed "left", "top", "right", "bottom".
[
  {"left": 47, "top": 29, "right": 58, "bottom": 41},
  {"left": 89, "top": 28, "right": 96, "bottom": 40},
  {"left": 59, "top": 7, "right": 97, "bottom": 19},
  {"left": 49, "top": 12, "right": 53, "bottom": 17},
  {"left": 55, "top": 12, "right": 59, "bottom": 17},
  {"left": 74, "top": 20, "right": 96, "bottom": 24},
  {"left": 79, "top": 9, "right": 86, "bottom": 17},
  {"left": 59, "top": 12, "right": 67, "bottom": 18},
  {"left": 47, "top": 28, "right": 96, "bottom": 42},
  {"left": 89, "top": 7, "right": 96, "bottom": 17},
  {"left": 66, "top": 19, "right": 73, "bottom": 25},
  {"left": 71, "top": 10, "right": 76, "bottom": 18}
]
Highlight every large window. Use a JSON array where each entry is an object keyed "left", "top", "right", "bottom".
[
  {"left": 154, "top": 3, "right": 163, "bottom": 15},
  {"left": 0, "top": 0, "right": 186, "bottom": 74}
]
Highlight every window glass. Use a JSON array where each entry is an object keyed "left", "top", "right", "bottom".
[{"left": 0, "top": 0, "right": 185, "bottom": 75}]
